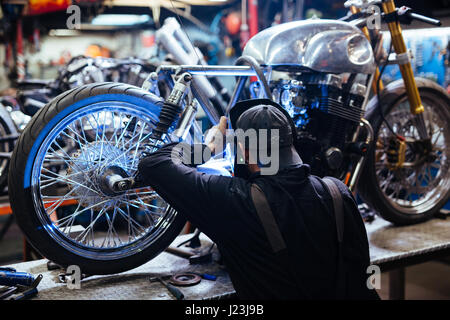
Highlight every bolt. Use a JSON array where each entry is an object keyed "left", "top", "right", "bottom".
[
  {"left": 183, "top": 73, "right": 193, "bottom": 82},
  {"left": 116, "top": 181, "right": 129, "bottom": 191}
]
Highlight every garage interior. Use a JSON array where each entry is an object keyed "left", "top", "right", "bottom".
[{"left": 0, "top": 0, "right": 450, "bottom": 302}]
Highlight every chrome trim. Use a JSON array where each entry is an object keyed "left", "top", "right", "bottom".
[{"left": 158, "top": 65, "right": 256, "bottom": 76}]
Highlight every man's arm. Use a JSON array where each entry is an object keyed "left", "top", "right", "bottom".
[{"left": 138, "top": 142, "right": 247, "bottom": 240}]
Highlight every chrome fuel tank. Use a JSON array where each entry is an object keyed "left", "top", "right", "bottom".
[{"left": 243, "top": 19, "right": 375, "bottom": 74}]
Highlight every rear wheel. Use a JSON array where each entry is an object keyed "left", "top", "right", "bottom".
[
  {"left": 359, "top": 79, "right": 450, "bottom": 225},
  {"left": 8, "top": 83, "right": 186, "bottom": 274}
]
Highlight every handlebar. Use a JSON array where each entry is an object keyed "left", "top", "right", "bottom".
[
  {"left": 408, "top": 12, "right": 441, "bottom": 26},
  {"left": 387, "top": 6, "right": 441, "bottom": 27},
  {"left": 341, "top": 6, "right": 442, "bottom": 28}
]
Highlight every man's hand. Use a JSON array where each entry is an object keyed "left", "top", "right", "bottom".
[{"left": 205, "top": 116, "right": 228, "bottom": 155}]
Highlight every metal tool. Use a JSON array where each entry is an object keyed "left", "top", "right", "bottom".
[
  {"left": 192, "top": 272, "right": 217, "bottom": 281},
  {"left": 58, "top": 271, "right": 89, "bottom": 283},
  {"left": 149, "top": 276, "right": 185, "bottom": 300},
  {"left": 0, "top": 267, "right": 35, "bottom": 287},
  {"left": 6, "top": 274, "right": 43, "bottom": 300},
  {"left": 176, "top": 229, "right": 202, "bottom": 248},
  {"left": 169, "top": 273, "right": 202, "bottom": 286},
  {"left": 0, "top": 287, "right": 17, "bottom": 300},
  {"left": 189, "top": 251, "right": 213, "bottom": 264},
  {"left": 46, "top": 261, "right": 62, "bottom": 271},
  {"left": 165, "top": 242, "right": 214, "bottom": 264}
]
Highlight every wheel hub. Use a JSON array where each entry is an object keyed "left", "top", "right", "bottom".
[
  {"left": 67, "top": 142, "right": 131, "bottom": 208},
  {"left": 96, "top": 165, "right": 129, "bottom": 196}
]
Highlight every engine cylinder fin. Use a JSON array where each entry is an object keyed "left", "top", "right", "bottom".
[{"left": 318, "top": 97, "right": 363, "bottom": 122}]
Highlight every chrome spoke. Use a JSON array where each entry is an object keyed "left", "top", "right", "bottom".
[
  {"left": 31, "top": 103, "right": 177, "bottom": 258},
  {"left": 374, "top": 97, "right": 450, "bottom": 214}
]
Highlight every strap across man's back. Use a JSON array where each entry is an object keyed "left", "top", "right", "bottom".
[{"left": 250, "top": 177, "right": 346, "bottom": 298}]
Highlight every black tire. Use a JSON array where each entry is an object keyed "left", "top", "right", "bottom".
[
  {"left": 8, "top": 82, "right": 186, "bottom": 275},
  {"left": 358, "top": 78, "right": 450, "bottom": 225}
]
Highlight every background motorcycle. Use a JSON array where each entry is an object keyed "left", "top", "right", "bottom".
[
  {"left": 7, "top": 0, "right": 450, "bottom": 274},
  {"left": 16, "top": 55, "right": 167, "bottom": 117},
  {"left": 0, "top": 55, "right": 167, "bottom": 192}
]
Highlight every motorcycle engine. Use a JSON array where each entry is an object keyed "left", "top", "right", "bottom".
[{"left": 271, "top": 73, "right": 366, "bottom": 178}]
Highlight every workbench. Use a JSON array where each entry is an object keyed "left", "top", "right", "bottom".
[
  {"left": 366, "top": 215, "right": 450, "bottom": 299},
  {"left": 2, "top": 215, "right": 450, "bottom": 300},
  {"left": 2, "top": 234, "right": 236, "bottom": 300}
]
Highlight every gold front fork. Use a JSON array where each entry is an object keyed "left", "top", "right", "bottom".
[{"left": 381, "top": 0, "right": 425, "bottom": 115}]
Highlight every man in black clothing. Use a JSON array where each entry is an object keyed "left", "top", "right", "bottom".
[{"left": 138, "top": 102, "right": 379, "bottom": 300}]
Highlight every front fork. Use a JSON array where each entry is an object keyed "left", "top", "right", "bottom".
[
  {"left": 347, "top": 1, "right": 430, "bottom": 189},
  {"left": 381, "top": 0, "right": 429, "bottom": 139},
  {"left": 112, "top": 72, "right": 197, "bottom": 192},
  {"left": 352, "top": 1, "right": 428, "bottom": 139}
]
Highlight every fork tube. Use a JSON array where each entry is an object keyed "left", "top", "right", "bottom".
[
  {"left": 381, "top": 0, "right": 424, "bottom": 116},
  {"left": 350, "top": 6, "right": 384, "bottom": 94}
]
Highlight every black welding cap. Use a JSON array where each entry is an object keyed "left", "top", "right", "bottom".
[{"left": 230, "top": 99, "right": 302, "bottom": 170}]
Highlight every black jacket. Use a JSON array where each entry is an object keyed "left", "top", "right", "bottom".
[{"left": 138, "top": 143, "right": 379, "bottom": 300}]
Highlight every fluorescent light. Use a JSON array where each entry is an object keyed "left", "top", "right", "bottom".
[
  {"left": 91, "top": 14, "right": 151, "bottom": 26},
  {"left": 49, "top": 29, "right": 82, "bottom": 36}
]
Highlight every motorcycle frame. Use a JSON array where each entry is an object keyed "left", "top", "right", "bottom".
[{"left": 147, "top": 0, "right": 437, "bottom": 190}]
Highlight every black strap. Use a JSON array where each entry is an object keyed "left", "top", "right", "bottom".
[
  {"left": 322, "top": 177, "right": 346, "bottom": 299},
  {"left": 250, "top": 183, "right": 307, "bottom": 297},
  {"left": 322, "top": 178, "right": 345, "bottom": 244},
  {"left": 250, "top": 179, "right": 347, "bottom": 299},
  {"left": 250, "top": 184, "right": 287, "bottom": 253}
]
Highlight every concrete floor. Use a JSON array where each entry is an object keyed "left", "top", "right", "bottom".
[{"left": 1, "top": 215, "right": 450, "bottom": 300}]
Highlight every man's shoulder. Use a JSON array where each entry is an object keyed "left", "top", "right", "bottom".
[
  {"left": 324, "top": 176, "right": 351, "bottom": 194},
  {"left": 228, "top": 176, "right": 252, "bottom": 200},
  {"left": 309, "top": 175, "right": 354, "bottom": 200},
  {"left": 205, "top": 173, "right": 252, "bottom": 202}
]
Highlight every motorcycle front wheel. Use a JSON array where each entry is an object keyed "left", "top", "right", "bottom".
[
  {"left": 8, "top": 82, "right": 186, "bottom": 274},
  {"left": 359, "top": 78, "right": 450, "bottom": 225}
]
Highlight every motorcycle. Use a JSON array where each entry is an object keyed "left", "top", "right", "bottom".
[
  {"left": 15, "top": 55, "right": 167, "bottom": 117},
  {"left": 7, "top": 0, "right": 450, "bottom": 275}
]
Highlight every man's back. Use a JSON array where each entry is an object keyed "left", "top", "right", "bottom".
[
  {"left": 139, "top": 143, "right": 378, "bottom": 299},
  {"left": 216, "top": 165, "right": 374, "bottom": 299}
]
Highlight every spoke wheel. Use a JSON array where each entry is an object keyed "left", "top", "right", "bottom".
[
  {"left": 374, "top": 96, "right": 449, "bottom": 215},
  {"left": 9, "top": 83, "right": 186, "bottom": 274},
  {"left": 358, "top": 78, "right": 450, "bottom": 225},
  {"left": 33, "top": 103, "right": 174, "bottom": 259}
]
